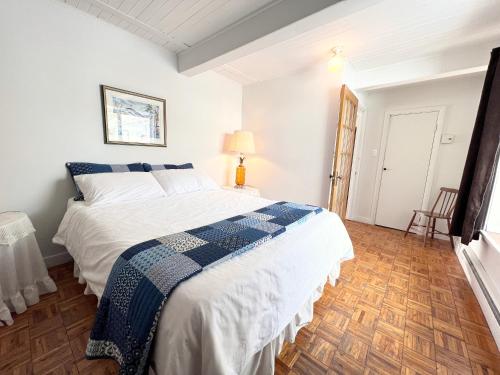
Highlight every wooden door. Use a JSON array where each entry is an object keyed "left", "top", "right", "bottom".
[
  {"left": 375, "top": 110, "right": 439, "bottom": 230},
  {"left": 328, "top": 85, "right": 358, "bottom": 219}
]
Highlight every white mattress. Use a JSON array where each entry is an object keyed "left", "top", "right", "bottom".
[{"left": 53, "top": 190, "right": 353, "bottom": 375}]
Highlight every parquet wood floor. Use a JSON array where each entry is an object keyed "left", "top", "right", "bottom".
[
  {"left": 276, "top": 222, "right": 500, "bottom": 375},
  {"left": 1, "top": 221, "right": 498, "bottom": 374}
]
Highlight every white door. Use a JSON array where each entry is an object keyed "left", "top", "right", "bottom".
[{"left": 375, "top": 111, "right": 439, "bottom": 230}]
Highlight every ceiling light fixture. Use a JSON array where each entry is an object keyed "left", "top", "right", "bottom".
[{"left": 328, "top": 47, "right": 344, "bottom": 72}]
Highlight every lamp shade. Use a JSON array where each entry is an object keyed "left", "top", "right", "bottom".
[{"left": 229, "top": 130, "right": 255, "bottom": 154}]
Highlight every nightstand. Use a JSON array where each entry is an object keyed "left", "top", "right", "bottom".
[{"left": 223, "top": 185, "right": 260, "bottom": 197}]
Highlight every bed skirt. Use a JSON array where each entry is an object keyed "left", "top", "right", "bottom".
[
  {"left": 237, "top": 257, "right": 342, "bottom": 375},
  {"left": 75, "top": 262, "right": 342, "bottom": 375},
  {"left": 238, "top": 281, "right": 325, "bottom": 375}
]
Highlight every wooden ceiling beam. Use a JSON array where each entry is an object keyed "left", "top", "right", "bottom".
[{"left": 177, "top": 0, "right": 381, "bottom": 76}]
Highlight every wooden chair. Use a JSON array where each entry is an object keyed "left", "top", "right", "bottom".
[{"left": 404, "top": 187, "right": 459, "bottom": 248}]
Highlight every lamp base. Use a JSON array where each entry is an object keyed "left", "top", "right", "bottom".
[{"left": 235, "top": 165, "right": 246, "bottom": 186}]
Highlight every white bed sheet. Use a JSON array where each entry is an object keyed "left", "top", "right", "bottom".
[{"left": 54, "top": 190, "right": 353, "bottom": 375}]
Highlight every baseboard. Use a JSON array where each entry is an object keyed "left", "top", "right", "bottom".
[
  {"left": 347, "top": 216, "right": 372, "bottom": 224},
  {"left": 456, "top": 243, "right": 500, "bottom": 350},
  {"left": 44, "top": 251, "right": 73, "bottom": 268}
]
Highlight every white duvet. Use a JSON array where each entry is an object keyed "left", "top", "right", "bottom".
[{"left": 53, "top": 190, "right": 353, "bottom": 375}]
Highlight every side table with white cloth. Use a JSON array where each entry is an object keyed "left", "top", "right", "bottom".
[{"left": 0, "top": 212, "right": 57, "bottom": 326}]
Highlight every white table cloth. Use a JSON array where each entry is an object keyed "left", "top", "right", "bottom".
[{"left": 0, "top": 212, "right": 57, "bottom": 326}]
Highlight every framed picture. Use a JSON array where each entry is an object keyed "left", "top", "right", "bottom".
[{"left": 101, "top": 85, "right": 166, "bottom": 147}]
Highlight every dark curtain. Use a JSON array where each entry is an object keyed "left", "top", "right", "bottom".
[{"left": 450, "top": 47, "right": 500, "bottom": 245}]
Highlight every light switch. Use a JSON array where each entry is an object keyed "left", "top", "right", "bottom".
[{"left": 372, "top": 149, "right": 378, "bottom": 157}]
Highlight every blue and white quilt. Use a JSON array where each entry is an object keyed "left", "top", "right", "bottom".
[{"left": 86, "top": 201, "right": 323, "bottom": 375}]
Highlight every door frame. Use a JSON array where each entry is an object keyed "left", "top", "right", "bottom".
[
  {"left": 370, "top": 105, "right": 446, "bottom": 225},
  {"left": 346, "top": 105, "right": 367, "bottom": 220}
]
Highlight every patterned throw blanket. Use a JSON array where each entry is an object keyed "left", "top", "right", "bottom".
[{"left": 86, "top": 201, "right": 323, "bottom": 374}]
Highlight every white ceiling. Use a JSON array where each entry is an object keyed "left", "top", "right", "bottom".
[
  {"left": 60, "top": 0, "right": 500, "bottom": 85},
  {"left": 60, "top": 0, "right": 278, "bottom": 52},
  {"left": 214, "top": 0, "right": 500, "bottom": 84}
]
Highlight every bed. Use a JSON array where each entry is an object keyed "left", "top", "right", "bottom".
[{"left": 54, "top": 188, "right": 353, "bottom": 374}]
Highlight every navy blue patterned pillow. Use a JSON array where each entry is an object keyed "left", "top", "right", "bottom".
[
  {"left": 142, "top": 163, "right": 193, "bottom": 172},
  {"left": 66, "top": 162, "right": 145, "bottom": 201}
]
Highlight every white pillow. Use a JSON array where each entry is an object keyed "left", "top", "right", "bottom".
[
  {"left": 74, "top": 172, "right": 166, "bottom": 206},
  {"left": 151, "top": 169, "right": 220, "bottom": 196}
]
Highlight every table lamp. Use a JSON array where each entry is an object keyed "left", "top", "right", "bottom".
[{"left": 229, "top": 130, "right": 255, "bottom": 187}]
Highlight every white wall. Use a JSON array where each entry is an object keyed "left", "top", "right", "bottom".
[
  {"left": 0, "top": 0, "right": 242, "bottom": 265},
  {"left": 486, "top": 167, "right": 500, "bottom": 233},
  {"left": 351, "top": 74, "right": 485, "bottom": 223},
  {"left": 242, "top": 62, "right": 342, "bottom": 207}
]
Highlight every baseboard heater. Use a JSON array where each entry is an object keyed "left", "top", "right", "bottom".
[{"left": 462, "top": 248, "right": 500, "bottom": 326}]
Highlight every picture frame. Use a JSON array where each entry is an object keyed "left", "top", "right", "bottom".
[{"left": 101, "top": 85, "right": 167, "bottom": 147}]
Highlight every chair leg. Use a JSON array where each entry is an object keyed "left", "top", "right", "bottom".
[
  {"left": 447, "top": 218, "right": 454, "bottom": 249},
  {"left": 423, "top": 216, "right": 431, "bottom": 247},
  {"left": 404, "top": 212, "right": 417, "bottom": 238},
  {"left": 431, "top": 218, "right": 436, "bottom": 241}
]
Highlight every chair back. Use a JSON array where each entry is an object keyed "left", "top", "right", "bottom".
[{"left": 430, "top": 187, "right": 459, "bottom": 218}]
